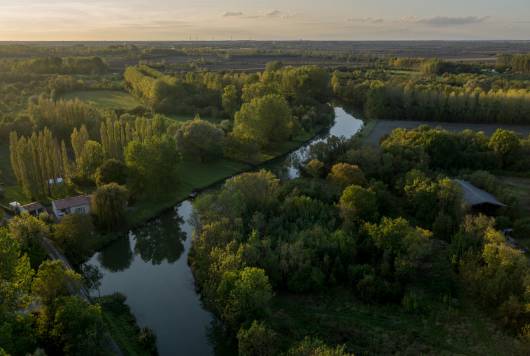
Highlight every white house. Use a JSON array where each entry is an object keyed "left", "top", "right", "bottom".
[{"left": 52, "top": 195, "right": 91, "bottom": 219}]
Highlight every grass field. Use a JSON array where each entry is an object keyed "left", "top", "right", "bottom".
[
  {"left": 270, "top": 289, "right": 527, "bottom": 355},
  {"left": 500, "top": 176, "right": 530, "bottom": 214},
  {"left": 61, "top": 90, "right": 142, "bottom": 110},
  {"left": 126, "top": 158, "right": 250, "bottom": 225}
]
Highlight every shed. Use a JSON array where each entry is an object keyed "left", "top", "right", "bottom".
[{"left": 455, "top": 179, "right": 506, "bottom": 214}]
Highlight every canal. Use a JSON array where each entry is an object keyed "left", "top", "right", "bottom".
[{"left": 87, "top": 107, "right": 364, "bottom": 355}]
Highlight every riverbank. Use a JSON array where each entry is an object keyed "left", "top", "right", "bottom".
[{"left": 124, "top": 123, "right": 333, "bottom": 229}]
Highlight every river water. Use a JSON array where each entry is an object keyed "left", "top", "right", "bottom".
[{"left": 87, "top": 107, "right": 363, "bottom": 356}]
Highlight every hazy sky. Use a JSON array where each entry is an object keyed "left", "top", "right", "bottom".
[{"left": 0, "top": 0, "right": 529, "bottom": 40}]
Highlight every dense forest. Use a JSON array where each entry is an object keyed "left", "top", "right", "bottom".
[{"left": 1, "top": 42, "right": 530, "bottom": 355}]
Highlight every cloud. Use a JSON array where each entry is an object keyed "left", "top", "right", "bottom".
[
  {"left": 348, "top": 17, "right": 384, "bottom": 24},
  {"left": 416, "top": 16, "right": 489, "bottom": 27},
  {"left": 223, "top": 11, "right": 243, "bottom": 17}
]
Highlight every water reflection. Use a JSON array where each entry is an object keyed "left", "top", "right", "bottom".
[
  {"left": 88, "top": 109, "right": 364, "bottom": 356},
  {"left": 134, "top": 214, "right": 186, "bottom": 265},
  {"left": 98, "top": 236, "right": 133, "bottom": 272}
]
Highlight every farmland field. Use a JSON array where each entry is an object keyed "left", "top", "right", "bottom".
[{"left": 60, "top": 90, "right": 142, "bottom": 110}]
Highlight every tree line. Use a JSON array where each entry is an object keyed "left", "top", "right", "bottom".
[{"left": 332, "top": 69, "right": 530, "bottom": 124}]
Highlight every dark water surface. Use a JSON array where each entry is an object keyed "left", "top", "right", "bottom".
[{"left": 87, "top": 108, "right": 364, "bottom": 356}]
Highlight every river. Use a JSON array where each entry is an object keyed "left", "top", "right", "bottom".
[{"left": 87, "top": 107, "right": 364, "bottom": 356}]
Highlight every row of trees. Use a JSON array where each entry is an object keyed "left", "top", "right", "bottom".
[
  {"left": 497, "top": 53, "right": 530, "bottom": 73},
  {"left": 0, "top": 56, "right": 108, "bottom": 75},
  {"left": 332, "top": 69, "right": 530, "bottom": 124}
]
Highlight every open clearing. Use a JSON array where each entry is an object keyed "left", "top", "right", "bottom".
[
  {"left": 271, "top": 289, "right": 527, "bottom": 355},
  {"left": 60, "top": 90, "right": 142, "bottom": 110},
  {"left": 365, "top": 119, "right": 530, "bottom": 145}
]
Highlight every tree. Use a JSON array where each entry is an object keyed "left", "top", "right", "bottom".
[
  {"left": 92, "top": 183, "right": 129, "bottom": 230},
  {"left": 50, "top": 296, "right": 105, "bottom": 355},
  {"left": 305, "top": 159, "right": 325, "bottom": 178},
  {"left": 175, "top": 118, "right": 225, "bottom": 162},
  {"left": 237, "top": 321, "right": 278, "bottom": 356},
  {"left": 32, "top": 260, "right": 81, "bottom": 307},
  {"left": 338, "top": 185, "right": 378, "bottom": 224},
  {"left": 234, "top": 94, "right": 293, "bottom": 147},
  {"left": 365, "top": 217, "right": 432, "bottom": 279},
  {"left": 0, "top": 229, "right": 34, "bottom": 310},
  {"left": 223, "top": 170, "right": 280, "bottom": 214},
  {"left": 77, "top": 140, "right": 105, "bottom": 180},
  {"left": 222, "top": 84, "right": 240, "bottom": 118},
  {"left": 8, "top": 214, "right": 50, "bottom": 268},
  {"left": 287, "top": 337, "right": 353, "bottom": 356},
  {"left": 52, "top": 214, "right": 95, "bottom": 264},
  {"left": 488, "top": 129, "right": 521, "bottom": 167},
  {"left": 125, "top": 136, "right": 180, "bottom": 196},
  {"left": 95, "top": 159, "right": 128, "bottom": 186},
  {"left": 217, "top": 267, "right": 273, "bottom": 329},
  {"left": 327, "top": 163, "right": 367, "bottom": 190}
]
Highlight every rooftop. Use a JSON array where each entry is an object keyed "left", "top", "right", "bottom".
[
  {"left": 52, "top": 195, "right": 91, "bottom": 210},
  {"left": 454, "top": 179, "right": 506, "bottom": 208},
  {"left": 21, "top": 202, "right": 45, "bottom": 212}
]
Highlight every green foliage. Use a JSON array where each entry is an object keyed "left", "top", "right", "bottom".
[
  {"left": 50, "top": 296, "right": 106, "bottom": 355},
  {"left": 76, "top": 140, "right": 105, "bottom": 180},
  {"left": 175, "top": 118, "right": 225, "bottom": 162},
  {"left": 8, "top": 214, "right": 49, "bottom": 268},
  {"left": 52, "top": 214, "right": 95, "bottom": 264},
  {"left": 234, "top": 94, "right": 293, "bottom": 147},
  {"left": 28, "top": 97, "right": 101, "bottom": 142},
  {"left": 338, "top": 185, "right": 378, "bottom": 224},
  {"left": 95, "top": 159, "right": 128, "bottom": 186},
  {"left": 286, "top": 337, "right": 352, "bottom": 356},
  {"left": 10, "top": 129, "right": 65, "bottom": 199},
  {"left": 0, "top": 229, "right": 34, "bottom": 310},
  {"left": 237, "top": 320, "right": 278, "bottom": 356},
  {"left": 217, "top": 267, "right": 273, "bottom": 330},
  {"left": 488, "top": 129, "right": 521, "bottom": 167},
  {"left": 31, "top": 260, "right": 81, "bottom": 309},
  {"left": 92, "top": 183, "right": 129, "bottom": 230},
  {"left": 222, "top": 84, "right": 240, "bottom": 118},
  {"left": 125, "top": 136, "right": 180, "bottom": 196},
  {"left": 327, "top": 163, "right": 367, "bottom": 190}
]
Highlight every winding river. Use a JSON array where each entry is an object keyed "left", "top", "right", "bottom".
[{"left": 87, "top": 107, "right": 364, "bottom": 356}]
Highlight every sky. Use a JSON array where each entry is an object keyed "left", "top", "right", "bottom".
[{"left": 0, "top": 0, "right": 529, "bottom": 41}]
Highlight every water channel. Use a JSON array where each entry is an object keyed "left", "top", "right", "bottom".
[{"left": 87, "top": 107, "right": 364, "bottom": 356}]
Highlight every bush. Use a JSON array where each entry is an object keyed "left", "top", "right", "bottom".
[{"left": 237, "top": 321, "right": 278, "bottom": 356}]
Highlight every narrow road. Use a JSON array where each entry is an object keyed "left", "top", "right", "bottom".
[{"left": 39, "top": 237, "right": 124, "bottom": 356}]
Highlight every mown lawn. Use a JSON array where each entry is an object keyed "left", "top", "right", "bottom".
[
  {"left": 499, "top": 176, "right": 530, "bottom": 214},
  {"left": 126, "top": 158, "right": 250, "bottom": 225},
  {"left": 60, "top": 90, "right": 142, "bottom": 110},
  {"left": 269, "top": 289, "right": 527, "bottom": 355}
]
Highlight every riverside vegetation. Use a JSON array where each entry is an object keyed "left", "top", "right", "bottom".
[{"left": 1, "top": 43, "right": 530, "bottom": 355}]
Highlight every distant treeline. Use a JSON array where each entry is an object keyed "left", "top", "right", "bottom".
[
  {"left": 0, "top": 56, "right": 108, "bottom": 75},
  {"left": 497, "top": 53, "right": 530, "bottom": 73},
  {"left": 333, "top": 70, "right": 530, "bottom": 124}
]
